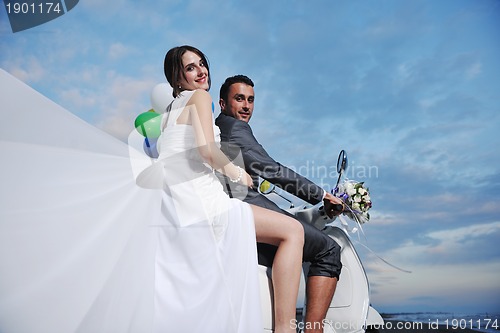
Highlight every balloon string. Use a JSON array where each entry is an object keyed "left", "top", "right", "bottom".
[
  {"left": 330, "top": 178, "right": 408, "bottom": 273},
  {"left": 140, "top": 124, "right": 157, "bottom": 162},
  {"left": 352, "top": 239, "right": 412, "bottom": 273},
  {"left": 334, "top": 215, "right": 411, "bottom": 273}
]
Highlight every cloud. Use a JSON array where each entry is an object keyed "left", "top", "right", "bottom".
[
  {"left": 368, "top": 260, "right": 500, "bottom": 312},
  {"left": 427, "top": 222, "right": 500, "bottom": 255},
  {"left": 59, "top": 87, "right": 97, "bottom": 109},
  {"left": 95, "top": 74, "right": 158, "bottom": 141},
  {"left": 370, "top": 221, "right": 500, "bottom": 266},
  {"left": 4, "top": 56, "right": 45, "bottom": 83},
  {"left": 108, "top": 43, "right": 131, "bottom": 60}
]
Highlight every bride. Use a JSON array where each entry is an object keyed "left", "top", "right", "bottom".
[{"left": 0, "top": 45, "right": 304, "bottom": 333}]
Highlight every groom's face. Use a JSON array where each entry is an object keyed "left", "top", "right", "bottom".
[{"left": 220, "top": 83, "right": 255, "bottom": 123}]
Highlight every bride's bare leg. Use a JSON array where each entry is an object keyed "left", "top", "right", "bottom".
[{"left": 250, "top": 205, "right": 304, "bottom": 333}]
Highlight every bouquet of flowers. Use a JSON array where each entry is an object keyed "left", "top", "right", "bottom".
[{"left": 333, "top": 180, "right": 372, "bottom": 225}]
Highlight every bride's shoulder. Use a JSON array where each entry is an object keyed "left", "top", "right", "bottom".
[
  {"left": 190, "top": 89, "right": 211, "bottom": 100},
  {"left": 186, "top": 89, "right": 212, "bottom": 109}
]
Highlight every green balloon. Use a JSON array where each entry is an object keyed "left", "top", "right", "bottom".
[{"left": 134, "top": 111, "right": 162, "bottom": 138}]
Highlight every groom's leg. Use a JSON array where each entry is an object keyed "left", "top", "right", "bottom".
[
  {"left": 300, "top": 221, "right": 341, "bottom": 332},
  {"left": 304, "top": 276, "right": 337, "bottom": 333}
]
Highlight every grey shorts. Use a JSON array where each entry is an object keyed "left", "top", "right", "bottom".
[{"left": 248, "top": 195, "right": 342, "bottom": 279}]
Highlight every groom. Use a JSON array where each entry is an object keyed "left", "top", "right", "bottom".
[{"left": 216, "top": 75, "right": 343, "bottom": 332}]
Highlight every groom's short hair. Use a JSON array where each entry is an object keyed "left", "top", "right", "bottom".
[{"left": 219, "top": 75, "right": 254, "bottom": 102}]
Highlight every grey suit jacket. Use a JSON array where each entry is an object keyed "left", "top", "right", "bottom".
[{"left": 215, "top": 113, "right": 324, "bottom": 205}]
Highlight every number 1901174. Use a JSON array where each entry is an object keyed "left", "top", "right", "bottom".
[
  {"left": 5, "top": 2, "right": 62, "bottom": 14},
  {"left": 443, "top": 318, "right": 498, "bottom": 330}
]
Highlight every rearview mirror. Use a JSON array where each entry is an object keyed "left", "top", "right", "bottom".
[
  {"left": 258, "top": 179, "right": 294, "bottom": 208},
  {"left": 336, "top": 150, "right": 348, "bottom": 174},
  {"left": 335, "top": 150, "right": 348, "bottom": 188}
]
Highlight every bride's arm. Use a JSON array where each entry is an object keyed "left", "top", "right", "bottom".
[{"left": 188, "top": 89, "right": 252, "bottom": 187}]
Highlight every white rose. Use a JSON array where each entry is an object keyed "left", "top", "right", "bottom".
[
  {"left": 353, "top": 194, "right": 362, "bottom": 203},
  {"left": 358, "top": 187, "right": 366, "bottom": 195},
  {"left": 345, "top": 183, "right": 356, "bottom": 196},
  {"left": 352, "top": 202, "right": 361, "bottom": 211},
  {"left": 363, "top": 194, "right": 371, "bottom": 202}
]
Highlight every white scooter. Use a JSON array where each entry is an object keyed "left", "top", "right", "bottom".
[{"left": 256, "top": 150, "right": 384, "bottom": 333}]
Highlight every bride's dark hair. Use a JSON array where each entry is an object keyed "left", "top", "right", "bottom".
[{"left": 164, "top": 45, "right": 211, "bottom": 98}]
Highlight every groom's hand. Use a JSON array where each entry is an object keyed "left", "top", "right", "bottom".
[{"left": 323, "top": 192, "right": 344, "bottom": 218}]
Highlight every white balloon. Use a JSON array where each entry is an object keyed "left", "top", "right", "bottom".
[{"left": 150, "top": 83, "right": 174, "bottom": 114}]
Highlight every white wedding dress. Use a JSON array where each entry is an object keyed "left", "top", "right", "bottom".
[{"left": 0, "top": 69, "right": 262, "bottom": 333}]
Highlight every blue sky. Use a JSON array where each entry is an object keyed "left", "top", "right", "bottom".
[{"left": 1, "top": 0, "right": 499, "bottom": 314}]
